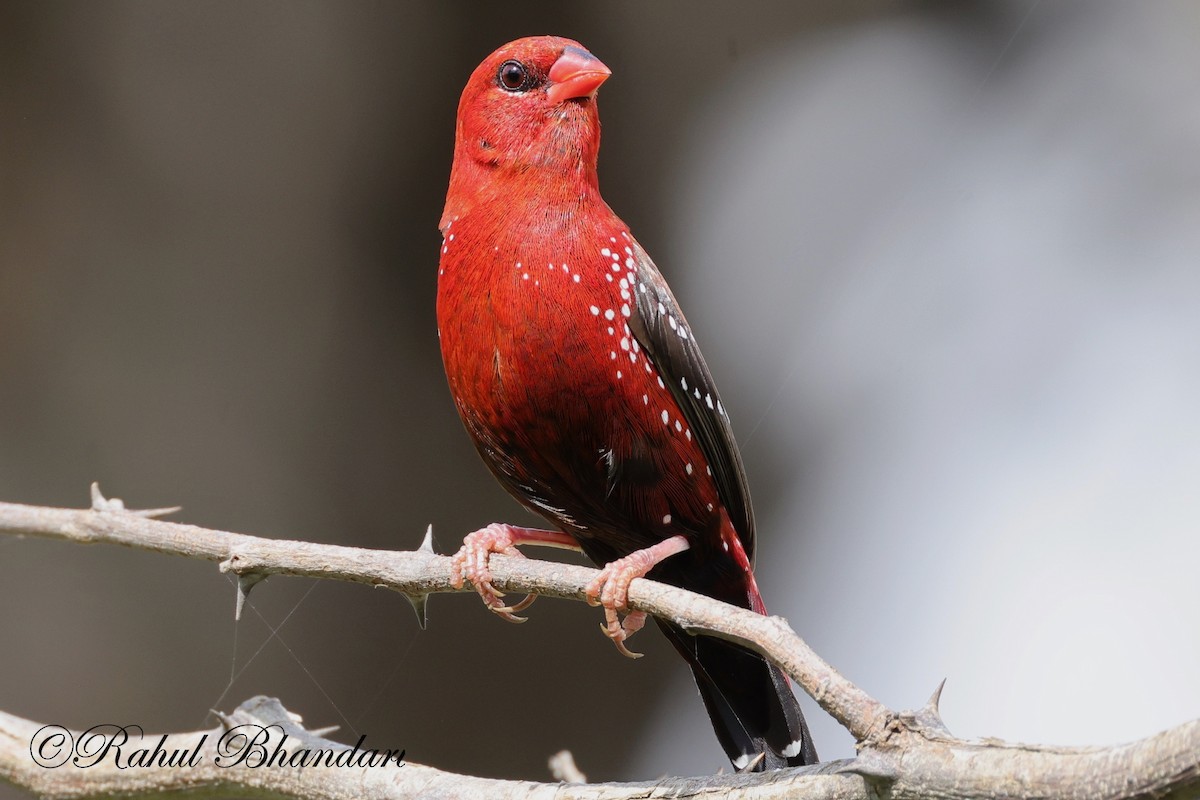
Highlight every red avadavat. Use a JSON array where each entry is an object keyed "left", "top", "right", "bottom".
[{"left": 437, "top": 36, "right": 816, "bottom": 771}]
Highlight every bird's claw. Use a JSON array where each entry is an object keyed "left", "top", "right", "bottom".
[
  {"left": 493, "top": 593, "right": 537, "bottom": 616},
  {"left": 584, "top": 537, "right": 690, "bottom": 657},
  {"left": 483, "top": 590, "right": 529, "bottom": 624},
  {"left": 586, "top": 553, "right": 656, "bottom": 658},
  {"left": 450, "top": 523, "right": 537, "bottom": 622},
  {"left": 597, "top": 610, "right": 647, "bottom": 659}
]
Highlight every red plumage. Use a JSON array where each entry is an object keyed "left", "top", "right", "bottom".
[{"left": 437, "top": 36, "right": 816, "bottom": 771}]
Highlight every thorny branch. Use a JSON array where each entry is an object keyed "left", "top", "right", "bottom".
[{"left": 0, "top": 488, "right": 1197, "bottom": 800}]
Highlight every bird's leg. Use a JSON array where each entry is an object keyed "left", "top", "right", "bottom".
[
  {"left": 450, "top": 523, "right": 580, "bottom": 622},
  {"left": 586, "top": 535, "right": 690, "bottom": 658}
]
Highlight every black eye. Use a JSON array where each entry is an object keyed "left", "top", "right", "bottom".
[{"left": 497, "top": 60, "right": 530, "bottom": 92}]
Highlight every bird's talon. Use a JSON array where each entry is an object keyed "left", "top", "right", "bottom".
[
  {"left": 477, "top": 587, "right": 527, "bottom": 622},
  {"left": 495, "top": 593, "right": 536, "bottom": 614},
  {"left": 597, "top": 619, "right": 644, "bottom": 658},
  {"left": 450, "top": 524, "right": 566, "bottom": 623},
  {"left": 614, "top": 639, "right": 643, "bottom": 659}
]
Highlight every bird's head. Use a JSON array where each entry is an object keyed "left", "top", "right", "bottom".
[{"left": 442, "top": 36, "right": 611, "bottom": 230}]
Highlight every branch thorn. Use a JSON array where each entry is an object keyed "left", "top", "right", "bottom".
[
  {"left": 90, "top": 482, "right": 181, "bottom": 518},
  {"left": 404, "top": 591, "right": 429, "bottom": 630},
  {"left": 736, "top": 752, "right": 766, "bottom": 773},
  {"left": 418, "top": 524, "right": 435, "bottom": 554},
  {"left": 912, "top": 678, "right": 951, "bottom": 735},
  {"left": 548, "top": 749, "right": 588, "bottom": 783},
  {"left": 838, "top": 751, "right": 899, "bottom": 784},
  {"left": 926, "top": 678, "right": 947, "bottom": 716},
  {"left": 234, "top": 572, "right": 267, "bottom": 621},
  {"left": 211, "top": 709, "right": 236, "bottom": 730}
]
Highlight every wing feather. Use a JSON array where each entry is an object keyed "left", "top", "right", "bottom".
[{"left": 620, "top": 236, "right": 756, "bottom": 558}]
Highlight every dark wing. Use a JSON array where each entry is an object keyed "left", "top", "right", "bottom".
[{"left": 622, "top": 236, "right": 756, "bottom": 558}]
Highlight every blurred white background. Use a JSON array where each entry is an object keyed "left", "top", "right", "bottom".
[
  {"left": 644, "top": 0, "right": 1200, "bottom": 771},
  {"left": 2, "top": 0, "right": 1197, "bottom": 791}
]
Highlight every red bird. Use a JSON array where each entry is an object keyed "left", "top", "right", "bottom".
[{"left": 437, "top": 36, "right": 817, "bottom": 771}]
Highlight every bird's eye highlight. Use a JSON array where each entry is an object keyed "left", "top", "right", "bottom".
[{"left": 497, "top": 60, "right": 531, "bottom": 92}]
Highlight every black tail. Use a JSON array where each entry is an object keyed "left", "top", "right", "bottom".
[{"left": 658, "top": 620, "right": 818, "bottom": 771}]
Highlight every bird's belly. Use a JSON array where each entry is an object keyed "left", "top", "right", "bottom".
[{"left": 442, "top": 284, "right": 720, "bottom": 557}]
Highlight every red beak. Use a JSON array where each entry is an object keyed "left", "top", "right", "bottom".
[{"left": 547, "top": 45, "right": 611, "bottom": 104}]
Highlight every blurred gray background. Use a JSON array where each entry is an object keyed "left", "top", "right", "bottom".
[{"left": 2, "top": 0, "right": 1198, "bottom": 791}]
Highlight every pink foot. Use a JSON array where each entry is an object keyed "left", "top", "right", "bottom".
[
  {"left": 450, "top": 523, "right": 578, "bottom": 622},
  {"left": 585, "top": 535, "right": 690, "bottom": 658}
]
